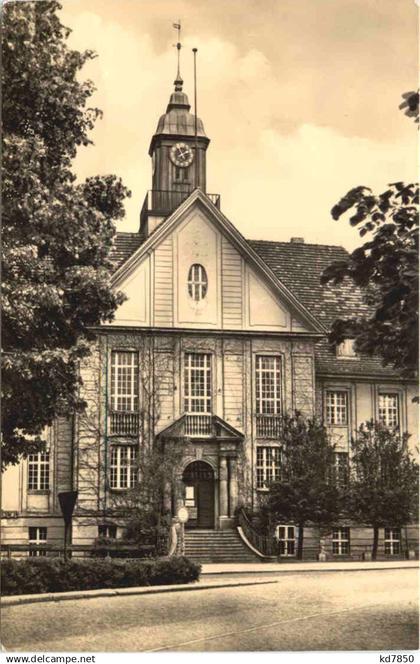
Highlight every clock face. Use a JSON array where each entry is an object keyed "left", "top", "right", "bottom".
[{"left": 170, "top": 142, "right": 194, "bottom": 168}]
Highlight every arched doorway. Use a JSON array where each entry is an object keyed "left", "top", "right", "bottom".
[{"left": 182, "top": 461, "right": 215, "bottom": 529}]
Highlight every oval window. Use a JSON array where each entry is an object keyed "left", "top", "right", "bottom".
[{"left": 188, "top": 264, "right": 208, "bottom": 301}]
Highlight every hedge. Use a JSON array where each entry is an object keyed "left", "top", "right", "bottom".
[{"left": 1, "top": 556, "right": 201, "bottom": 596}]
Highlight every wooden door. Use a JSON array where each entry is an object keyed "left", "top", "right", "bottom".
[
  {"left": 197, "top": 480, "right": 214, "bottom": 529},
  {"left": 183, "top": 461, "right": 215, "bottom": 530}
]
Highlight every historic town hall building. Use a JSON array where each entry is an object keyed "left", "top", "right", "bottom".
[{"left": 2, "top": 67, "right": 418, "bottom": 561}]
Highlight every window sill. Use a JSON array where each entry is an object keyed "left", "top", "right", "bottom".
[
  {"left": 326, "top": 423, "right": 348, "bottom": 428},
  {"left": 28, "top": 490, "right": 50, "bottom": 495}
]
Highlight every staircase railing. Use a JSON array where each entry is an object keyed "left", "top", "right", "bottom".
[{"left": 237, "top": 507, "right": 278, "bottom": 557}]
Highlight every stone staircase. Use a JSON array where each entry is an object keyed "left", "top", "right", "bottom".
[{"left": 184, "top": 528, "right": 262, "bottom": 563}]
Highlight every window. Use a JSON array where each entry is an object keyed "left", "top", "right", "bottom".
[
  {"left": 28, "top": 527, "right": 47, "bottom": 557},
  {"left": 184, "top": 353, "right": 212, "bottom": 413},
  {"left": 110, "top": 445, "right": 138, "bottom": 490},
  {"left": 98, "top": 525, "right": 117, "bottom": 539},
  {"left": 175, "top": 166, "right": 189, "bottom": 182},
  {"left": 276, "top": 525, "right": 295, "bottom": 556},
  {"left": 332, "top": 527, "right": 350, "bottom": 555},
  {"left": 384, "top": 528, "right": 401, "bottom": 555},
  {"left": 187, "top": 264, "right": 208, "bottom": 301},
  {"left": 336, "top": 339, "right": 357, "bottom": 359},
  {"left": 333, "top": 452, "right": 349, "bottom": 486},
  {"left": 256, "top": 356, "right": 281, "bottom": 415},
  {"left": 185, "top": 486, "right": 195, "bottom": 507},
  {"left": 256, "top": 447, "right": 281, "bottom": 489},
  {"left": 326, "top": 391, "right": 348, "bottom": 425},
  {"left": 110, "top": 351, "right": 139, "bottom": 412},
  {"left": 28, "top": 452, "right": 50, "bottom": 491},
  {"left": 378, "top": 393, "right": 399, "bottom": 428}
]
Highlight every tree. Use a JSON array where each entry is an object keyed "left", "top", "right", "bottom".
[
  {"left": 321, "top": 183, "right": 418, "bottom": 378},
  {"left": 2, "top": 2, "right": 131, "bottom": 467},
  {"left": 321, "top": 93, "right": 418, "bottom": 379},
  {"left": 267, "top": 414, "right": 343, "bottom": 559},
  {"left": 115, "top": 440, "right": 184, "bottom": 554},
  {"left": 348, "top": 421, "right": 418, "bottom": 560},
  {"left": 399, "top": 90, "right": 419, "bottom": 123}
]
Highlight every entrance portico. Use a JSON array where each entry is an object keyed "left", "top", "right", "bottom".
[{"left": 157, "top": 414, "right": 243, "bottom": 530}]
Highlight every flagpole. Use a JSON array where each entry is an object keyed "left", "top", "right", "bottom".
[
  {"left": 173, "top": 20, "right": 182, "bottom": 80},
  {"left": 192, "top": 47, "right": 198, "bottom": 189}
]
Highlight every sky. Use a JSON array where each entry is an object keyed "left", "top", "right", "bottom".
[{"left": 60, "top": 0, "right": 418, "bottom": 250}]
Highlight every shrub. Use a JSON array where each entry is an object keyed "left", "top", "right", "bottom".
[
  {"left": 125, "top": 509, "right": 159, "bottom": 545},
  {"left": 1, "top": 556, "right": 201, "bottom": 596},
  {"left": 147, "top": 557, "right": 202, "bottom": 586}
]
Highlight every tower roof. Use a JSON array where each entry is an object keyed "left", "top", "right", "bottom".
[{"left": 149, "top": 76, "right": 208, "bottom": 155}]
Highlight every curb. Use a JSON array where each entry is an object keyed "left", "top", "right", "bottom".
[{"left": 1, "top": 578, "right": 278, "bottom": 608}]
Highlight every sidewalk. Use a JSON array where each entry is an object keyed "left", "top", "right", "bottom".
[
  {"left": 2, "top": 560, "right": 416, "bottom": 608},
  {"left": 201, "top": 559, "right": 419, "bottom": 575}
]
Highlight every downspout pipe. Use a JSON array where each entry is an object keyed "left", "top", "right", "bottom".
[{"left": 104, "top": 336, "right": 109, "bottom": 515}]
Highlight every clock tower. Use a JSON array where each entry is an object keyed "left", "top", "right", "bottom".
[
  {"left": 148, "top": 73, "right": 209, "bottom": 195},
  {"left": 139, "top": 35, "right": 212, "bottom": 237}
]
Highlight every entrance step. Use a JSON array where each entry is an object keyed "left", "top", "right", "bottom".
[{"left": 184, "top": 529, "right": 262, "bottom": 563}]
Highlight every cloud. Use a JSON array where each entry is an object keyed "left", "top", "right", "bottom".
[
  {"left": 217, "top": 124, "right": 415, "bottom": 248},
  {"left": 61, "top": 3, "right": 417, "bottom": 250}
]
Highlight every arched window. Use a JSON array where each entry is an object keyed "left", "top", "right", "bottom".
[{"left": 188, "top": 264, "right": 208, "bottom": 301}]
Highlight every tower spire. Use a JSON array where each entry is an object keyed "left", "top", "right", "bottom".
[{"left": 173, "top": 21, "right": 183, "bottom": 91}]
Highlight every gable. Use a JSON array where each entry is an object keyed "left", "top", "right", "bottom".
[
  {"left": 110, "top": 255, "right": 150, "bottom": 326},
  {"left": 111, "top": 190, "right": 323, "bottom": 334},
  {"left": 175, "top": 211, "right": 221, "bottom": 328},
  {"left": 247, "top": 268, "right": 288, "bottom": 328}
]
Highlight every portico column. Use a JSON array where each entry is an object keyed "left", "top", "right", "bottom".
[
  {"left": 219, "top": 456, "right": 228, "bottom": 517},
  {"left": 163, "top": 479, "right": 172, "bottom": 514},
  {"left": 175, "top": 475, "right": 184, "bottom": 513},
  {"left": 228, "top": 457, "right": 239, "bottom": 517}
]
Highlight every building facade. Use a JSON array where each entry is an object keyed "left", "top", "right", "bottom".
[{"left": 2, "top": 70, "right": 418, "bottom": 560}]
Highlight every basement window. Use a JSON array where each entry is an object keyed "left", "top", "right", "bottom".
[
  {"left": 384, "top": 528, "right": 401, "bottom": 555},
  {"left": 98, "top": 525, "right": 117, "bottom": 539},
  {"left": 28, "top": 527, "right": 47, "bottom": 557},
  {"left": 332, "top": 527, "right": 350, "bottom": 555},
  {"left": 276, "top": 525, "right": 295, "bottom": 556}
]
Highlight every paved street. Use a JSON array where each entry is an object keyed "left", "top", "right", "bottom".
[{"left": 2, "top": 568, "right": 418, "bottom": 652}]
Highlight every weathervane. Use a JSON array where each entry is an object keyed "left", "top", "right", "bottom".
[{"left": 173, "top": 21, "right": 183, "bottom": 90}]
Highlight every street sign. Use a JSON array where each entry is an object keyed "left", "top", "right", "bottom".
[
  {"left": 177, "top": 506, "right": 189, "bottom": 523},
  {"left": 58, "top": 491, "right": 78, "bottom": 525},
  {"left": 58, "top": 491, "right": 78, "bottom": 562}
]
